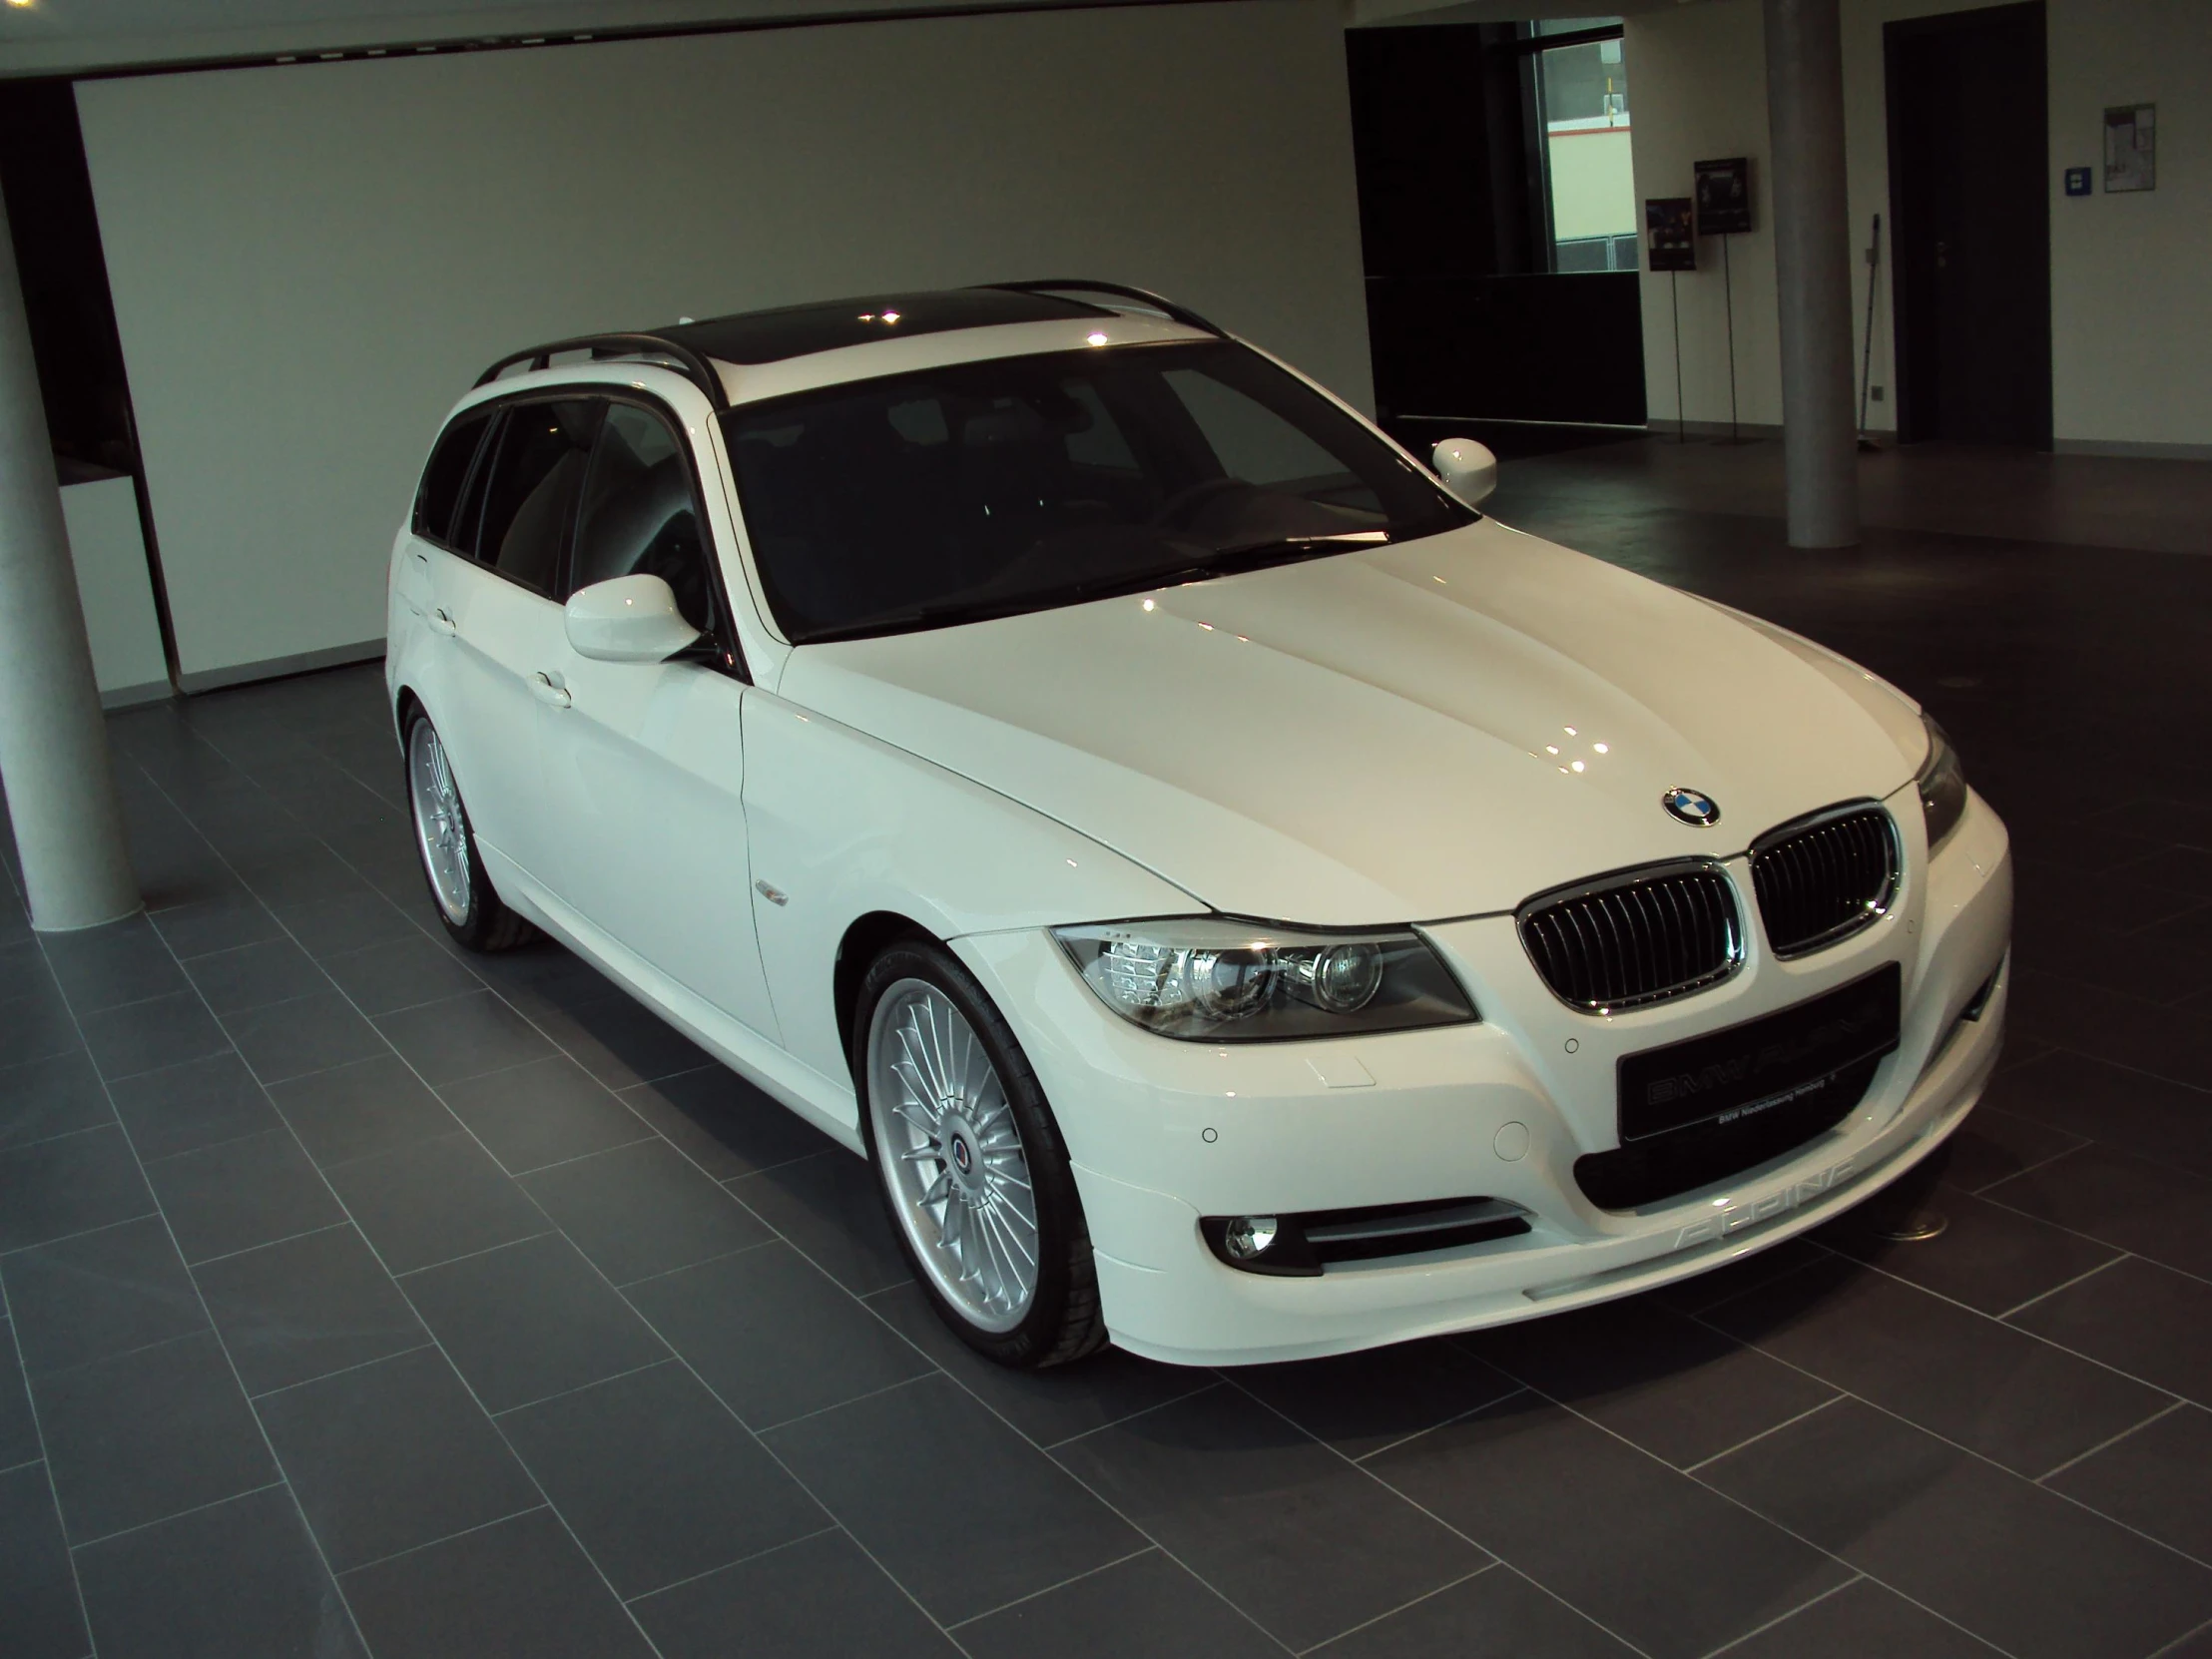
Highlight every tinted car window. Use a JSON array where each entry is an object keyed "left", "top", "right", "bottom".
[
  {"left": 413, "top": 409, "right": 492, "bottom": 547},
  {"left": 473, "top": 399, "right": 600, "bottom": 595},
  {"left": 572, "top": 402, "right": 711, "bottom": 631},
  {"left": 724, "top": 340, "right": 1469, "bottom": 643}
]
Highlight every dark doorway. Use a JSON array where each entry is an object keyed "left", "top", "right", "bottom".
[{"left": 1885, "top": 2, "right": 2051, "bottom": 447}]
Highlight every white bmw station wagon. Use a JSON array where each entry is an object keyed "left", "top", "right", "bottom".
[{"left": 386, "top": 281, "right": 2012, "bottom": 1369}]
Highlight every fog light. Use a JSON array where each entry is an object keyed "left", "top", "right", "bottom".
[{"left": 1223, "top": 1216, "right": 1279, "bottom": 1260}]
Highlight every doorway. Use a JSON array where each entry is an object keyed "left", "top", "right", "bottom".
[{"left": 1885, "top": 2, "right": 2051, "bottom": 447}]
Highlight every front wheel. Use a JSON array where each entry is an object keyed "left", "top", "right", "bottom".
[
  {"left": 404, "top": 710, "right": 533, "bottom": 953},
  {"left": 856, "top": 939, "right": 1105, "bottom": 1368}
]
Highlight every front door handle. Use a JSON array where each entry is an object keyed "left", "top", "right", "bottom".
[
  {"left": 428, "top": 607, "right": 458, "bottom": 637},
  {"left": 530, "top": 671, "right": 571, "bottom": 710}
]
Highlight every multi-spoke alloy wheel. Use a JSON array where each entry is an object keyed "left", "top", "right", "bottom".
[
  {"left": 868, "top": 979, "right": 1041, "bottom": 1332},
  {"left": 408, "top": 717, "right": 472, "bottom": 925}
]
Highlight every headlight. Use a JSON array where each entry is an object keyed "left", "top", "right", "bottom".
[
  {"left": 1053, "top": 918, "right": 1477, "bottom": 1041},
  {"left": 1917, "top": 715, "right": 1968, "bottom": 852}
]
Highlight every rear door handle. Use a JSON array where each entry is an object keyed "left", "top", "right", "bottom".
[
  {"left": 530, "top": 671, "right": 571, "bottom": 710},
  {"left": 428, "top": 607, "right": 458, "bottom": 637}
]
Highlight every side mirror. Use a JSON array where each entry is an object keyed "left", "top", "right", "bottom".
[
  {"left": 564, "top": 574, "right": 701, "bottom": 664},
  {"left": 1431, "top": 437, "right": 1498, "bottom": 509}
]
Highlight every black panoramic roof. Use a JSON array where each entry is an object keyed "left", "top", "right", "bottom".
[{"left": 659, "top": 288, "right": 1111, "bottom": 366}]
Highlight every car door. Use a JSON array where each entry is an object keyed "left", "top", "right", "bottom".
[
  {"left": 421, "top": 395, "right": 600, "bottom": 892},
  {"left": 533, "top": 394, "right": 781, "bottom": 1042}
]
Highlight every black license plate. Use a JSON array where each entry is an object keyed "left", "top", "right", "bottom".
[{"left": 1617, "top": 962, "right": 1902, "bottom": 1144}]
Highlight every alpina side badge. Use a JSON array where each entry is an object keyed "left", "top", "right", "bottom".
[{"left": 1662, "top": 788, "right": 1721, "bottom": 828}]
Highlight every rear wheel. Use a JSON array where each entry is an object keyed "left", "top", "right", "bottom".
[
  {"left": 856, "top": 938, "right": 1105, "bottom": 1368},
  {"left": 404, "top": 710, "right": 533, "bottom": 953}
]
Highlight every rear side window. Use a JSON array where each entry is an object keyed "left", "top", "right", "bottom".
[
  {"left": 472, "top": 399, "right": 601, "bottom": 595},
  {"left": 412, "top": 409, "right": 492, "bottom": 548}
]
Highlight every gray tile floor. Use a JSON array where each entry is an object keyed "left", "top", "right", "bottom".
[{"left": 3, "top": 442, "right": 2212, "bottom": 1657}]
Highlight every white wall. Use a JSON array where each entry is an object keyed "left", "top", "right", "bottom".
[
  {"left": 76, "top": 0, "right": 1372, "bottom": 683},
  {"left": 1628, "top": 0, "right": 2212, "bottom": 452},
  {"left": 62, "top": 476, "right": 169, "bottom": 707}
]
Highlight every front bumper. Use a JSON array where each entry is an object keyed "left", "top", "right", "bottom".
[{"left": 955, "top": 784, "right": 2011, "bottom": 1367}]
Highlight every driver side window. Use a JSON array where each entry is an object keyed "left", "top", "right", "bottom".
[{"left": 571, "top": 401, "right": 714, "bottom": 633}]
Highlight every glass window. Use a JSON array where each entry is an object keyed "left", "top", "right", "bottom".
[
  {"left": 571, "top": 402, "right": 712, "bottom": 632},
  {"left": 472, "top": 399, "right": 600, "bottom": 595},
  {"left": 1537, "top": 29, "right": 1635, "bottom": 272},
  {"left": 413, "top": 409, "right": 492, "bottom": 548},
  {"left": 725, "top": 340, "right": 1471, "bottom": 644}
]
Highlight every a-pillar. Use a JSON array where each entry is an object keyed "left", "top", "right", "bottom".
[
  {"left": 0, "top": 189, "right": 140, "bottom": 930},
  {"left": 1765, "top": 0, "right": 1861, "bottom": 549}
]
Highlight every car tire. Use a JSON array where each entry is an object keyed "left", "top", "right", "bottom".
[
  {"left": 855, "top": 937, "right": 1106, "bottom": 1369},
  {"left": 403, "top": 708, "right": 534, "bottom": 954}
]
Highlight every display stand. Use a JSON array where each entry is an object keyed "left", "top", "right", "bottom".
[
  {"left": 1671, "top": 273, "right": 1686, "bottom": 445},
  {"left": 1644, "top": 196, "right": 1696, "bottom": 444},
  {"left": 1692, "top": 157, "right": 1753, "bottom": 446},
  {"left": 1718, "top": 235, "right": 1742, "bottom": 445}
]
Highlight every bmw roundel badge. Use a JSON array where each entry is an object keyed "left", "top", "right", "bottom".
[{"left": 1662, "top": 788, "right": 1721, "bottom": 828}]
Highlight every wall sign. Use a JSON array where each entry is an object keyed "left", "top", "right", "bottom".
[
  {"left": 1693, "top": 157, "right": 1752, "bottom": 235},
  {"left": 1646, "top": 197, "right": 1695, "bottom": 272},
  {"left": 2104, "top": 104, "right": 2155, "bottom": 192},
  {"left": 2063, "top": 167, "right": 2092, "bottom": 198}
]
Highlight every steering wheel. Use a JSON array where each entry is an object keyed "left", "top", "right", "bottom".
[{"left": 1148, "top": 476, "right": 1253, "bottom": 531}]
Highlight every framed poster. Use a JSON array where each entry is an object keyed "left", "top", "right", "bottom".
[
  {"left": 2104, "top": 104, "right": 2155, "bottom": 192},
  {"left": 1646, "top": 198, "right": 1695, "bottom": 272},
  {"left": 1694, "top": 157, "right": 1752, "bottom": 235}
]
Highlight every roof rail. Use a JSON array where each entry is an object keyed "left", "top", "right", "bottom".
[
  {"left": 473, "top": 332, "right": 730, "bottom": 410},
  {"left": 985, "top": 279, "right": 1228, "bottom": 338}
]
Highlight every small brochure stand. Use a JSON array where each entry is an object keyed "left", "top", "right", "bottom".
[{"left": 1694, "top": 158, "right": 1753, "bottom": 445}]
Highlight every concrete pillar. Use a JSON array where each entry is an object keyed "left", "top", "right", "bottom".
[
  {"left": 1764, "top": 0, "right": 1861, "bottom": 549},
  {"left": 0, "top": 191, "right": 140, "bottom": 930}
]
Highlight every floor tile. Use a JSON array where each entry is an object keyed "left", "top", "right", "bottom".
[
  {"left": 866, "top": 1281, "right": 1213, "bottom": 1448},
  {"left": 2045, "top": 1404, "right": 2212, "bottom": 1566},
  {"left": 35, "top": 1331, "right": 275, "bottom": 1543},
  {"left": 1056, "top": 1382, "right": 1485, "bottom": 1649},
  {"left": 0, "top": 1127, "right": 155, "bottom": 1253},
  {"left": 0, "top": 984, "right": 78, "bottom": 1071},
  {"left": 1645, "top": 1234, "right": 1835, "bottom": 1316},
  {"left": 1463, "top": 1295, "right": 1837, "bottom": 1469},
  {"left": 143, "top": 1127, "right": 343, "bottom": 1265},
  {"left": 195, "top": 1224, "right": 426, "bottom": 1395},
  {"left": 1310, "top": 1564, "right": 1639, "bottom": 1659},
  {"left": 1366, "top": 1392, "right": 1851, "bottom": 1659},
  {"left": 1703, "top": 1254, "right": 2170, "bottom": 1477},
  {"left": 222, "top": 990, "right": 386, "bottom": 1086},
  {"left": 624, "top": 1242, "right": 929, "bottom": 1429},
  {"left": 1227, "top": 1338, "right": 1517, "bottom": 1463},
  {"left": 2008, "top": 1256, "right": 2212, "bottom": 1405},
  {"left": 181, "top": 936, "right": 323, "bottom": 1017},
  {"left": 1703, "top": 1396, "right": 2212, "bottom": 1659},
  {"left": 256, "top": 1346, "right": 539, "bottom": 1571},
  {"left": 440, "top": 1055, "right": 654, "bottom": 1175},
  {"left": 0, "top": 1462, "right": 88, "bottom": 1659},
  {"left": 527, "top": 990, "right": 711, "bottom": 1088},
  {"left": 1714, "top": 1575, "right": 2004, "bottom": 1659},
  {"left": 1940, "top": 1107, "right": 2087, "bottom": 1196},
  {"left": 376, "top": 989, "right": 555, "bottom": 1085},
  {"left": 1986, "top": 1144, "right": 2212, "bottom": 1281},
  {"left": 730, "top": 1148, "right": 909, "bottom": 1296},
  {"left": 767, "top": 1374, "right": 1142, "bottom": 1626},
  {"left": 322, "top": 1130, "right": 549, "bottom": 1275},
  {"left": 318, "top": 934, "right": 482, "bottom": 1016},
  {"left": 521, "top": 1138, "right": 772, "bottom": 1287},
  {"left": 149, "top": 891, "right": 283, "bottom": 960},
  {"left": 959, "top": 1548, "right": 1282, "bottom": 1658},
  {"left": 39, "top": 915, "right": 188, "bottom": 1015},
  {"left": 0, "top": 938, "right": 47, "bottom": 1004},
  {"left": 501, "top": 1361, "right": 825, "bottom": 1598},
  {"left": 1, "top": 1215, "right": 206, "bottom": 1378},
  {"left": 404, "top": 1233, "right": 666, "bottom": 1413},
  {"left": 106, "top": 1051, "right": 280, "bottom": 1162},
  {"left": 77, "top": 990, "right": 227, "bottom": 1081},
  {"left": 1985, "top": 1049, "right": 2212, "bottom": 1178},
  {"left": 270, "top": 890, "right": 418, "bottom": 959},
  {"left": 74, "top": 1484, "right": 364, "bottom": 1659},
  {"left": 0, "top": 1327, "right": 35, "bottom": 1470},
  {"left": 620, "top": 1063, "right": 830, "bottom": 1180},
  {"left": 339, "top": 1506, "right": 652, "bottom": 1658},
  {"left": 0, "top": 1051, "right": 113, "bottom": 1153},
  {"left": 1815, "top": 1187, "right": 2122, "bottom": 1318},
  {"left": 268, "top": 1053, "right": 459, "bottom": 1169},
  {"left": 633, "top": 1529, "right": 958, "bottom": 1659}
]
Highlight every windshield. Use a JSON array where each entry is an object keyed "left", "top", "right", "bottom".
[{"left": 722, "top": 340, "right": 1473, "bottom": 643}]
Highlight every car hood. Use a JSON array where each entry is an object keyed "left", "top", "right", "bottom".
[{"left": 776, "top": 518, "right": 1927, "bottom": 925}]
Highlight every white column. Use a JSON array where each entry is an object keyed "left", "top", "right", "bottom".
[
  {"left": 1765, "top": 0, "right": 1861, "bottom": 549},
  {"left": 0, "top": 188, "right": 140, "bottom": 930}
]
